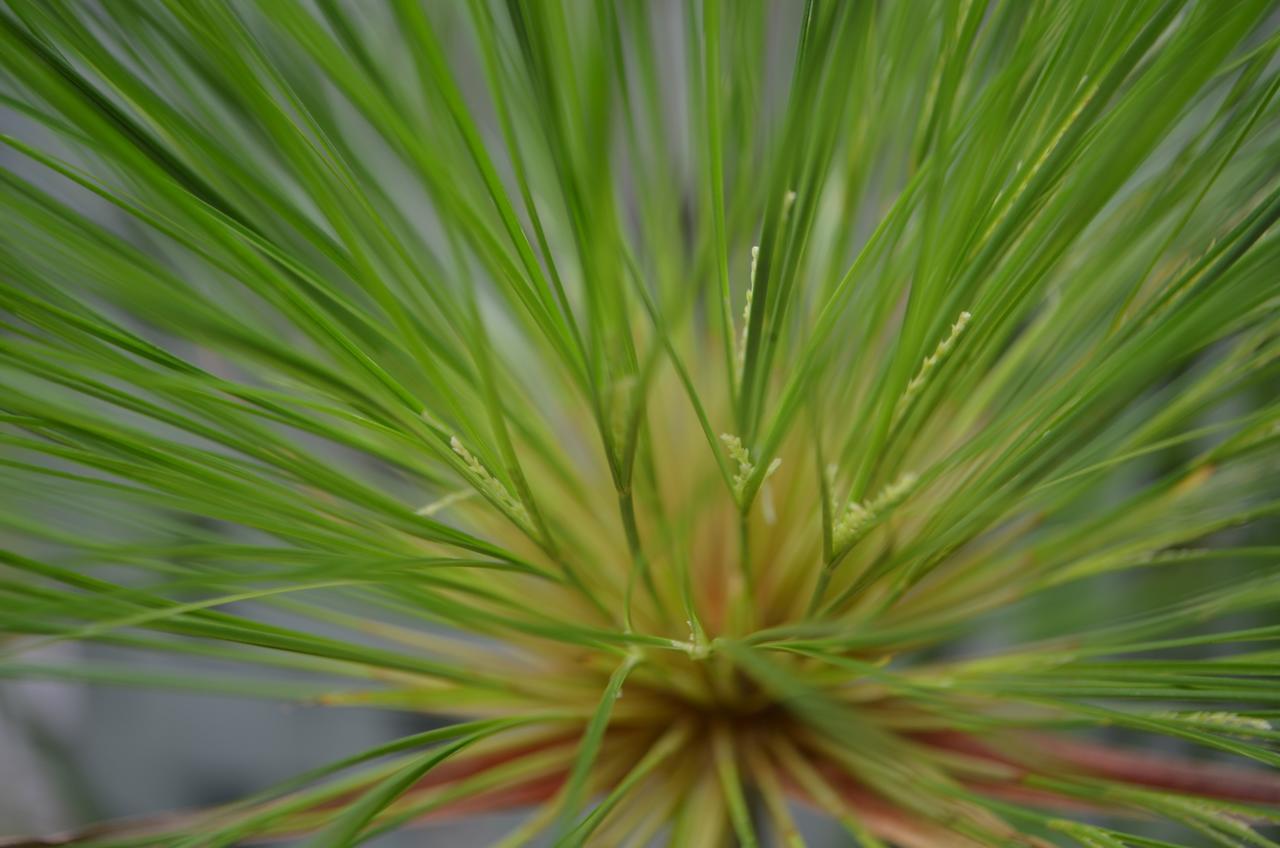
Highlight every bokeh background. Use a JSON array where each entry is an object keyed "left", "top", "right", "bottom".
[{"left": 1, "top": 2, "right": 1277, "bottom": 845}]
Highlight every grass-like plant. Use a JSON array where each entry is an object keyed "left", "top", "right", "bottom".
[{"left": 2, "top": 0, "right": 1279, "bottom": 845}]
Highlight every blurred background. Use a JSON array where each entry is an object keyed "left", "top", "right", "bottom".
[{"left": 1, "top": 2, "right": 1276, "bottom": 845}]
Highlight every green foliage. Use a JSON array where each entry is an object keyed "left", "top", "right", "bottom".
[{"left": 0, "top": 0, "right": 1279, "bottom": 845}]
